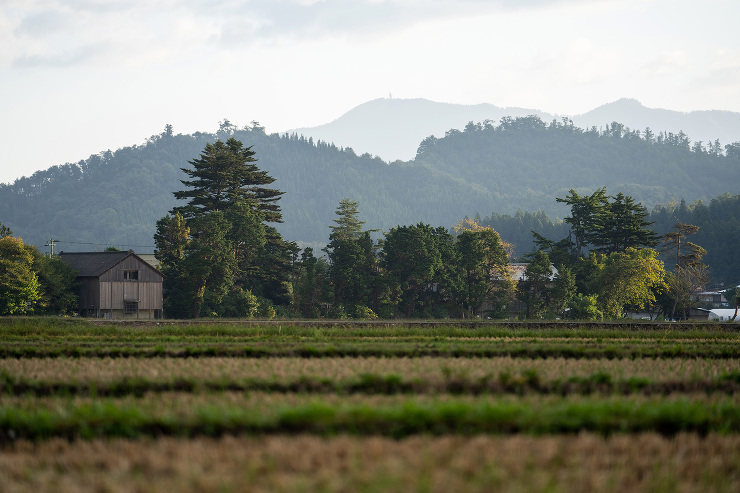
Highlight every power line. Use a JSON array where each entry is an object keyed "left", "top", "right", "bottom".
[
  {"left": 51, "top": 240, "right": 156, "bottom": 250},
  {"left": 44, "top": 238, "right": 60, "bottom": 256}
]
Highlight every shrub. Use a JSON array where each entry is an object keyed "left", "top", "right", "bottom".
[
  {"left": 568, "top": 294, "right": 604, "bottom": 321},
  {"left": 352, "top": 305, "right": 378, "bottom": 321}
]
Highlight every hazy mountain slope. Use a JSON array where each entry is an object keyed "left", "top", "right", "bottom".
[
  {"left": 290, "top": 98, "right": 553, "bottom": 162},
  {"left": 2, "top": 115, "right": 739, "bottom": 263},
  {"left": 413, "top": 116, "right": 740, "bottom": 219},
  {"left": 572, "top": 98, "right": 740, "bottom": 146},
  {"left": 0, "top": 128, "right": 493, "bottom": 253},
  {"left": 292, "top": 98, "right": 740, "bottom": 163}
]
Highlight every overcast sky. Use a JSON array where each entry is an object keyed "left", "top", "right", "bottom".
[{"left": 1, "top": 0, "right": 739, "bottom": 184}]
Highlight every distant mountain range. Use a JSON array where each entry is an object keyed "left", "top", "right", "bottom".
[{"left": 291, "top": 98, "right": 740, "bottom": 162}]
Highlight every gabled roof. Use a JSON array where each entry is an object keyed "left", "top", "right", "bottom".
[{"left": 59, "top": 250, "right": 159, "bottom": 278}]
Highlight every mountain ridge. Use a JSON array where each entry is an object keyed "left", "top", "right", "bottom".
[
  {"left": 290, "top": 97, "right": 740, "bottom": 162},
  {"left": 572, "top": 98, "right": 740, "bottom": 145},
  {"left": 289, "top": 97, "right": 553, "bottom": 161}
]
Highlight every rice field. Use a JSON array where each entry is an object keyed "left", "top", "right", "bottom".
[{"left": 1, "top": 318, "right": 739, "bottom": 492}]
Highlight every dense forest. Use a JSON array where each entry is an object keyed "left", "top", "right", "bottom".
[
  {"left": 476, "top": 193, "right": 740, "bottom": 286},
  {"left": 650, "top": 193, "right": 740, "bottom": 287},
  {"left": 415, "top": 116, "right": 739, "bottom": 215},
  {"left": 1, "top": 116, "right": 739, "bottom": 284}
]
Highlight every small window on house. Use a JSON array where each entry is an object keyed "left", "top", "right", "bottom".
[
  {"left": 124, "top": 302, "right": 138, "bottom": 314},
  {"left": 124, "top": 270, "right": 139, "bottom": 281}
]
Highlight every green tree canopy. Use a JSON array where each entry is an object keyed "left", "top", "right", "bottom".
[
  {"left": 588, "top": 248, "right": 666, "bottom": 319},
  {"left": 517, "top": 250, "right": 553, "bottom": 319},
  {"left": 328, "top": 198, "right": 365, "bottom": 242},
  {"left": 0, "top": 221, "right": 12, "bottom": 238},
  {"left": 324, "top": 199, "right": 383, "bottom": 317},
  {"left": 31, "top": 252, "right": 78, "bottom": 315},
  {"left": 660, "top": 221, "right": 708, "bottom": 320},
  {"left": 556, "top": 188, "right": 658, "bottom": 258},
  {"left": 173, "top": 137, "right": 284, "bottom": 223},
  {"left": 155, "top": 138, "right": 292, "bottom": 318},
  {"left": 556, "top": 188, "right": 608, "bottom": 257},
  {"left": 455, "top": 227, "right": 510, "bottom": 317},
  {"left": 292, "top": 247, "right": 331, "bottom": 318},
  {"left": 550, "top": 264, "right": 577, "bottom": 317},
  {"left": 0, "top": 236, "right": 40, "bottom": 315},
  {"left": 382, "top": 223, "right": 449, "bottom": 317},
  {"left": 593, "top": 192, "right": 658, "bottom": 255}
]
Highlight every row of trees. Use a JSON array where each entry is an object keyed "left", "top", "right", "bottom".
[
  {"left": 150, "top": 137, "right": 519, "bottom": 319},
  {"left": 649, "top": 193, "right": 740, "bottom": 285},
  {"left": 476, "top": 192, "right": 740, "bottom": 286},
  {"left": 2, "top": 134, "right": 717, "bottom": 321},
  {"left": 293, "top": 208, "right": 515, "bottom": 319},
  {"left": 294, "top": 188, "right": 694, "bottom": 321},
  {"left": 150, "top": 137, "right": 714, "bottom": 321}
]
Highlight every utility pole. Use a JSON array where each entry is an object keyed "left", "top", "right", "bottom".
[{"left": 45, "top": 238, "right": 59, "bottom": 256}]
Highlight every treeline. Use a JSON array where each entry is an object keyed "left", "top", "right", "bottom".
[
  {"left": 151, "top": 138, "right": 512, "bottom": 319},
  {"left": 0, "top": 122, "right": 490, "bottom": 252},
  {"left": 650, "top": 193, "right": 740, "bottom": 286},
  {"left": 2, "top": 132, "right": 735, "bottom": 320},
  {"left": 476, "top": 192, "right": 740, "bottom": 286},
  {"left": 297, "top": 187, "right": 726, "bottom": 321},
  {"left": 151, "top": 137, "right": 707, "bottom": 321}
]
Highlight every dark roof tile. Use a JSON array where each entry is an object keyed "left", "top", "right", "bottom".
[{"left": 59, "top": 251, "right": 133, "bottom": 277}]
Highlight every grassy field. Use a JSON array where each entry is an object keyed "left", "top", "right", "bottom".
[{"left": 1, "top": 317, "right": 739, "bottom": 492}]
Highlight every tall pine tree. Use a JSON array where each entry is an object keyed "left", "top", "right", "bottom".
[
  {"left": 155, "top": 138, "right": 294, "bottom": 317},
  {"left": 173, "top": 138, "right": 284, "bottom": 222}
]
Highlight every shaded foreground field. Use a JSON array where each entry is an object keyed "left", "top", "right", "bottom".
[
  {"left": 1, "top": 318, "right": 739, "bottom": 491},
  {"left": 2, "top": 434, "right": 739, "bottom": 493}
]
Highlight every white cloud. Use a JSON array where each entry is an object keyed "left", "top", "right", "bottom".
[
  {"left": 638, "top": 51, "right": 688, "bottom": 78},
  {"left": 702, "top": 50, "right": 740, "bottom": 86},
  {"left": 1, "top": 0, "right": 740, "bottom": 184},
  {"left": 2, "top": 0, "right": 607, "bottom": 69}
]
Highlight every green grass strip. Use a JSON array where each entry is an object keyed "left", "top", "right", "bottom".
[
  {"left": 2, "top": 317, "right": 739, "bottom": 342},
  {"left": 1, "top": 398, "right": 739, "bottom": 442}
]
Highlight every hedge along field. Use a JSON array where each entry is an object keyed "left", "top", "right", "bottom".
[{"left": 1, "top": 318, "right": 739, "bottom": 492}]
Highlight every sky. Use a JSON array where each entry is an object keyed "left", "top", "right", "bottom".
[{"left": 1, "top": 0, "right": 739, "bottom": 184}]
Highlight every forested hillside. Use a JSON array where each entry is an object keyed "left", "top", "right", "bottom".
[
  {"left": 0, "top": 123, "right": 492, "bottom": 252},
  {"left": 415, "top": 116, "right": 740, "bottom": 217},
  {"left": 1, "top": 116, "right": 739, "bottom": 284}
]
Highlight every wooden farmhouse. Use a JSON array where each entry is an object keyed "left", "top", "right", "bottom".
[{"left": 60, "top": 250, "right": 163, "bottom": 319}]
